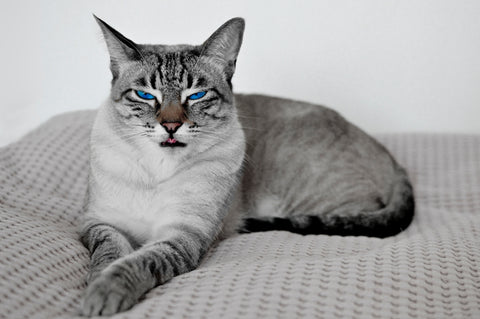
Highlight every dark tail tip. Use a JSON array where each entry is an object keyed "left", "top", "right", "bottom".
[
  {"left": 239, "top": 193, "right": 414, "bottom": 238},
  {"left": 240, "top": 217, "right": 299, "bottom": 234}
]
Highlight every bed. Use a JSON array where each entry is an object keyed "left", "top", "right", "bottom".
[{"left": 1, "top": 110, "right": 479, "bottom": 318}]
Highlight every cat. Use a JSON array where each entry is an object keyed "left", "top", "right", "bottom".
[{"left": 80, "top": 16, "right": 414, "bottom": 316}]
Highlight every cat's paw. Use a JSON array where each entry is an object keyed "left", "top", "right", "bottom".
[{"left": 80, "top": 273, "right": 138, "bottom": 316}]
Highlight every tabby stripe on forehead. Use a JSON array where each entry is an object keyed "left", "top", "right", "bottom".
[
  {"left": 163, "top": 54, "right": 173, "bottom": 81},
  {"left": 178, "top": 68, "right": 185, "bottom": 85},
  {"left": 178, "top": 54, "right": 185, "bottom": 84},
  {"left": 187, "top": 74, "right": 193, "bottom": 89},
  {"left": 181, "top": 53, "right": 191, "bottom": 84},
  {"left": 134, "top": 77, "right": 147, "bottom": 87},
  {"left": 179, "top": 52, "right": 186, "bottom": 68},
  {"left": 196, "top": 77, "right": 207, "bottom": 87},
  {"left": 158, "top": 62, "right": 165, "bottom": 86},
  {"left": 149, "top": 72, "right": 157, "bottom": 88}
]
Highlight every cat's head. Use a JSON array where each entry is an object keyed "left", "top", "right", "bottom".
[{"left": 96, "top": 16, "right": 244, "bottom": 151}]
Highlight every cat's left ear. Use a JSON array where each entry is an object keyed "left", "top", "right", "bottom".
[
  {"left": 94, "top": 15, "right": 142, "bottom": 78},
  {"left": 201, "top": 18, "right": 245, "bottom": 80}
]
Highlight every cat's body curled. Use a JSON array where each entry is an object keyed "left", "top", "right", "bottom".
[{"left": 80, "top": 17, "right": 414, "bottom": 316}]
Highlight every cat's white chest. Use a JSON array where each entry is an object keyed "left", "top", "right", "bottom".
[
  {"left": 88, "top": 140, "right": 187, "bottom": 243},
  {"left": 112, "top": 184, "right": 181, "bottom": 242},
  {"left": 91, "top": 176, "right": 186, "bottom": 243}
]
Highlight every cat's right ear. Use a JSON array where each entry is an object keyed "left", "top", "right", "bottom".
[
  {"left": 201, "top": 18, "right": 245, "bottom": 81},
  {"left": 93, "top": 15, "right": 142, "bottom": 78}
]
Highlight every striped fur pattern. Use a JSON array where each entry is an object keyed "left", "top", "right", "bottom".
[{"left": 80, "top": 17, "right": 414, "bottom": 316}]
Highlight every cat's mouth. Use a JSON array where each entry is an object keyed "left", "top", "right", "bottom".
[{"left": 160, "top": 137, "right": 186, "bottom": 148}]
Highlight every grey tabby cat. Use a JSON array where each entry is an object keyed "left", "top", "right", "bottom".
[{"left": 80, "top": 16, "right": 414, "bottom": 316}]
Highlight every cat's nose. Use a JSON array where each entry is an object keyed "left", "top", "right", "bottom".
[{"left": 161, "top": 121, "right": 182, "bottom": 133}]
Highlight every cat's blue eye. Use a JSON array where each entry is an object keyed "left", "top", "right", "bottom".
[
  {"left": 188, "top": 91, "right": 207, "bottom": 100},
  {"left": 135, "top": 90, "right": 155, "bottom": 100}
]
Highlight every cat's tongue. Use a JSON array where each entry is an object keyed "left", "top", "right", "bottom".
[{"left": 160, "top": 137, "right": 186, "bottom": 147}]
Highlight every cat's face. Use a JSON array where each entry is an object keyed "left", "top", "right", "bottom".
[{"left": 96, "top": 17, "right": 244, "bottom": 152}]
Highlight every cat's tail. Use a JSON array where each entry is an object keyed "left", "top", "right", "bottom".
[{"left": 239, "top": 173, "right": 415, "bottom": 238}]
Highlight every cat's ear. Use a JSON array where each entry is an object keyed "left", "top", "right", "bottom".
[
  {"left": 94, "top": 15, "right": 142, "bottom": 77},
  {"left": 201, "top": 18, "right": 245, "bottom": 80}
]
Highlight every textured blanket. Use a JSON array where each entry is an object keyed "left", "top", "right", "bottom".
[{"left": 1, "top": 111, "right": 479, "bottom": 319}]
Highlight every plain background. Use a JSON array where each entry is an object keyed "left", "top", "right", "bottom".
[{"left": 1, "top": 0, "right": 479, "bottom": 146}]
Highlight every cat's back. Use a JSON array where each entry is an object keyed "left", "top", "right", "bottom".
[
  {"left": 235, "top": 94, "right": 344, "bottom": 131},
  {"left": 234, "top": 93, "right": 373, "bottom": 156},
  {"left": 234, "top": 93, "right": 392, "bottom": 155},
  {"left": 233, "top": 93, "right": 406, "bottom": 224}
]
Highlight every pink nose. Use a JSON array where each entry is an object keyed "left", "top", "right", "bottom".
[{"left": 161, "top": 121, "right": 182, "bottom": 133}]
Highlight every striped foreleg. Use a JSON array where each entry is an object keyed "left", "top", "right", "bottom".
[
  {"left": 80, "top": 221, "right": 136, "bottom": 283},
  {"left": 80, "top": 223, "right": 213, "bottom": 316}
]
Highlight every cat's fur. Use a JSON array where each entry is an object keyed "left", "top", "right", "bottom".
[{"left": 80, "top": 16, "right": 414, "bottom": 316}]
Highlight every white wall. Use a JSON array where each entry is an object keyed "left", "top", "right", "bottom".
[{"left": 1, "top": 0, "right": 479, "bottom": 146}]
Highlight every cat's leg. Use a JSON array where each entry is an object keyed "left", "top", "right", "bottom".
[
  {"left": 80, "top": 220, "right": 135, "bottom": 283},
  {"left": 81, "top": 223, "right": 213, "bottom": 316}
]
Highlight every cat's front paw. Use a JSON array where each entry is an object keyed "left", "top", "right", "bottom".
[{"left": 81, "top": 273, "right": 138, "bottom": 316}]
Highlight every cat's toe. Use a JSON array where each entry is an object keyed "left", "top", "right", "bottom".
[{"left": 81, "top": 275, "right": 137, "bottom": 316}]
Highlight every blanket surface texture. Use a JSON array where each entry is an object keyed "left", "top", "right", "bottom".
[{"left": 0, "top": 110, "right": 479, "bottom": 319}]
